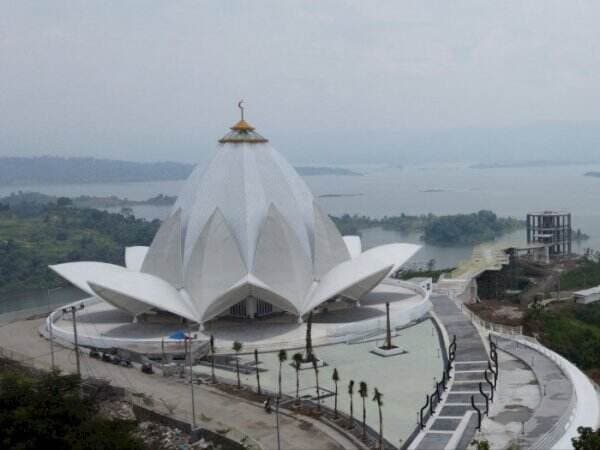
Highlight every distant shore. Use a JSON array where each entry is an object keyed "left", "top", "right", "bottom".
[
  {"left": 472, "top": 160, "right": 599, "bottom": 169},
  {"left": 0, "top": 156, "right": 362, "bottom": 186}
]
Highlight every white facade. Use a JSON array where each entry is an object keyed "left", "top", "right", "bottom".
[
  {"left": 573, "top": 286, "right": 600, "bottom": 304},
  {"left": 50, "top": 118, "right": 421, "bottom": 324}
]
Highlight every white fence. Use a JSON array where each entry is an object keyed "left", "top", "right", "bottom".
[
  {"left": 47, "top": 297, "right": 208, "bottom": 355},
  {"left": 326, "top": 280, "right": 432, "bottom": 341},
  {"left": 460, "top": 304, "right": 523, "bottom": 335}
]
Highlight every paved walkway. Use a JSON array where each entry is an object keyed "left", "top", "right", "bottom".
[
  {"left": 0, "top": 318, "right": 356, "bottom": 450},
  {"left": 411, "top": 294, "right": 490, "bottom": 450},
  {"left": 493, "top": 335, "right": 574, "bottom": 449}
]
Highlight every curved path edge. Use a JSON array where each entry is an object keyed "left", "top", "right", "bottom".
[{"left": 493, "top": 333, "right": 600, "bottom": 450}]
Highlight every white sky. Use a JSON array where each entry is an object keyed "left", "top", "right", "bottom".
[{"left": 1, "top": 1, "right": 600, "bottom": 163}]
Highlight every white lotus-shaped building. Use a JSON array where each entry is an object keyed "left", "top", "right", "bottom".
[{"left": 50, "top": 117, "right": 420, "bottom": 325}]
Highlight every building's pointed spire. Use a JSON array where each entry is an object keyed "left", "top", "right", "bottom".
[{"left": 219, "top": 100, "right": 268, "bottom": 144}]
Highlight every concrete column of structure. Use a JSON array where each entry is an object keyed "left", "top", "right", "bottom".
[{"left": 246, "top": 297, "right": 258, "bottom": 318}]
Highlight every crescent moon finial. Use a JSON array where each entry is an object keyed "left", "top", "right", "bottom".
[{"left": 238, "top": 100, "right": 245, "bottom": 120}]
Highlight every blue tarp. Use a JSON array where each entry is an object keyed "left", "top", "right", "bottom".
[{"left": 168, "top": 331, "right": 187, "bottom": 340}]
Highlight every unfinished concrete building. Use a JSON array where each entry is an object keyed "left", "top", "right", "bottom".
[{"left": 526, "top": 211, "right": 572, "bottom": 257}]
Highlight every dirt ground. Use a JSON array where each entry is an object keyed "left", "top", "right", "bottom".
[{"left": 466, "top": 300, "right": 526, "bottom": 326}]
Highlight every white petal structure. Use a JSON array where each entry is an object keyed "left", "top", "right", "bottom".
[
  {"left": 342, "top": 236, "right": 362, "bottom": 259},
  {"left": 50, "top": 117, "right": 421, "bottom": 323},
  {"left": 140, "top": 208, "right": 184, "bottom": 288},
  {"left": 184, "top": 208, "right": 248, "bottom": 319},
  {"left": 125, "top": 246, "right": 149, "bottom": 271},
  {"left": 49, "top": 262, "right": 198, "bottom": 321}
]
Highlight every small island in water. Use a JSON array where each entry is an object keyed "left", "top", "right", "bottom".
[{"left": 331, "top": 210, "right": 524, "bottom": 246}]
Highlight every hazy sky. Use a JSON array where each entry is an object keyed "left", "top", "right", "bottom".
[{"left": 2, "top": 1, "right": 600, "bottom": 164}]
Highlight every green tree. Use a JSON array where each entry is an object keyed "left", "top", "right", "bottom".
[
  {"left": 427, "top": 258, "right": 436, "bottom": 271},
  {"left": 470, "top": 439, "right": 491, "bottom": 450},
  {"left": 56, "top": 197, "right": 73, "bottom": 207},
  {"left": 277, "top": 349, "right": 287, "bottom": 399},
  {"left": 0, "top": 369, "right": 143, "bottom": 449},
  {"left": 572, "top": 426, "right": 600, "bottom": 450},
  {"left": 332, "top": 368, "right": 340, "bottom": 419},
  {"left": 232, "top": 341, "right": 243, "bottom": 388},
  {"left": 359, "top": 381, "right": 368, "bottom": 440},
  {"left": 292, "top": 352, "right": 303, "bottom": 404},
  {"left": 372, "top": 388, "right": 383, "bottom": 450}
]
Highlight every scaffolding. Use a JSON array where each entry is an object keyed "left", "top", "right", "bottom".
[{"left": 526, "top": 211, "right": 572, "bottom": 257}]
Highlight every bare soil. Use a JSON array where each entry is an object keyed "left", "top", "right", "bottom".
[{"left": 466, "top": 301, "right": 526, "bottom": 326}]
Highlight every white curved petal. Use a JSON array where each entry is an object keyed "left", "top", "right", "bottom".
[
  {"left": 87, "top": 271, "right": 198, "bottom": 322},
  {"left": 88, "top": 282, "right": 154, "bottom": 316},
  {"left": 253, "top": 204, "right": 313, "bottom": 308},
  {"left": 125, "top": 246, "right": 149, "bottom": 271},
  {"left": 302, "top": 243, "right": 421, "bottom": 314},
  {"left": 141, "top": 208, "right": 184, "bottom": 288},
  {"left": 201, "top": 275, "right": 301, "bottom": 322},
  {"left": 342, "top": 236, "right": 362, "bottom": 259},
  {"left": 185, "top": 208, "right": 247, "bottom": 317},
  {"left": 49, "top": 262, "right": 131, "bottom": 296},
  {"left": 50, "top": 261, "right": 198, "bottom": 322},
  {"left": 371, "top": 242, "right": 422, "bottom": 273},
  {"left": 313, "top": 202, "right": 350, "bottom": 278},
  {"left": 338, "top": 268, "right": 392, "bottom": 301}
]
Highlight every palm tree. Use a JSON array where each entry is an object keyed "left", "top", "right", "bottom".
[
  {"left": 292, "top": 352, "right": 303, "bottom": 404},
  {"left": 348, "top": 380, "right": 355, "bottom": 429},
  {"left": 209, "top": 335, "right": 216, "bottom": 384},
  {"left": 312, "top": 358, "right": 321, "bottom": 412},
  {"left": 305, "top": 311, "right": 314, "bottom": 362},
  {"left": 332, "top": 368, "right": 340, "bottom": 419},
  {"left": 254, "top": 348, "right": 261, "bottom": 395},
  {"left": 278, "top": 349, "right": 287, "bottom": 399},
  {"left": 372, "top": 388, "right": 383, "bottom": 450},
  {"left": 359, "top": 381, "right": 368, "bottom": 440},
  {"left": 232, "top": 341, "right": 243, "bottom": 388}
]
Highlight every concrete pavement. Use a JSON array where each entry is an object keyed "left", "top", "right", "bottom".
[{"left": 0, "top": 318, "right": 357, "bottom": 450}]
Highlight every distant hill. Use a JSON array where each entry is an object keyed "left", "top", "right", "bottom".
[
  {"left": 295, "top": 166, "right": 362, "bottom": 176},
  {"left": 0, "top": 156, "right": 194, "bottom": 185},
  {"left": 0, "top": 156, "right": 361, "bottom": 185}
]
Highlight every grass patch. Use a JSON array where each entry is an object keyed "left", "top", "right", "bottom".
[{"left": 560, "top": 258, "right": 600, "bottom": 290}]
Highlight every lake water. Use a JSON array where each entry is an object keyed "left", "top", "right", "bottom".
[{"left": 3, "top": 162, "right": 600, "bottom": 269}]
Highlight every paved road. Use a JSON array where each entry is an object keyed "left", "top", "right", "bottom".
[
  {"left": 0, "top": 318, "right": 355, "bottom": 450},
  {"left": 494, "top": 335, "right": 573, "bottom": 449},
  {"left": 411, "top": 294, "right": 489, "bottom": 450}
]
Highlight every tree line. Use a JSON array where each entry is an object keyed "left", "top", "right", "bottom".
[
  {"left": 331, "top": 210, "right": 524, "bottom": 246},
  {"left": 0, "top": 199, "right": 159, "bottom": 294}
]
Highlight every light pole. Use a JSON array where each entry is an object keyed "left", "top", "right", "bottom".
[
  {"left": 185, "top": 329, "right": 197, "bottom": 429},
  {"left": 62, "top": 303, "right": 84, "bottom": 378},
  {"left": 47, "top": 289, "right": 55, "bottom": 371},
  {"left": 276, "top": 397, "right": 281, "bottom": 450}
]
